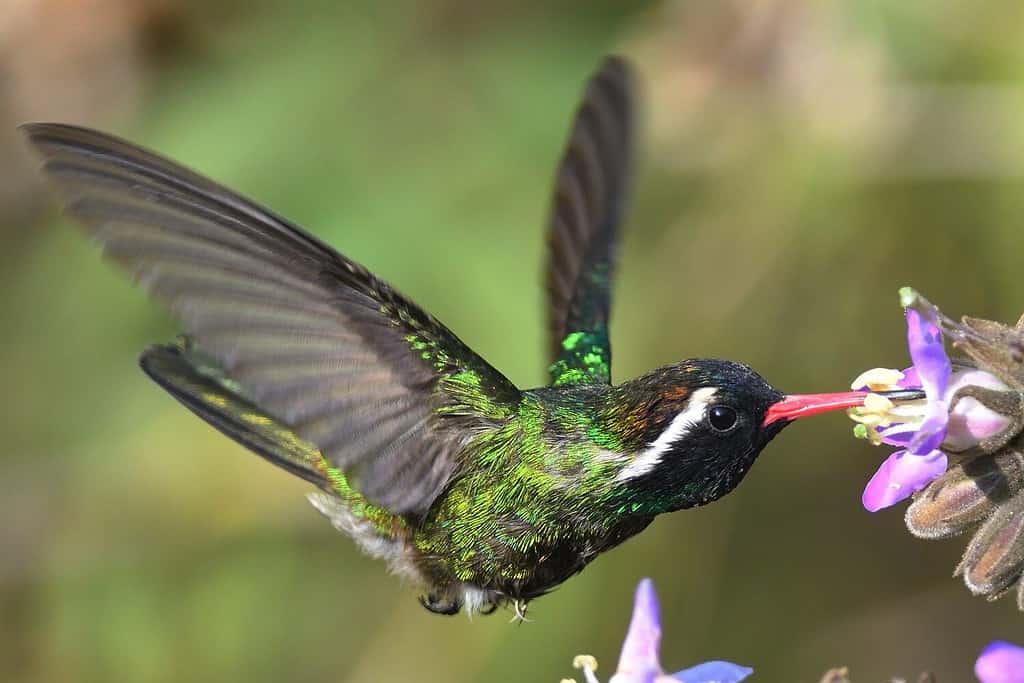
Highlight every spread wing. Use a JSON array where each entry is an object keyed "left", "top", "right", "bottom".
[
  {"left": 140, "top": 338, "right": 332, "bottom": 488},
  {"left": 545, "top": 56, "right": 635, "bottom": 387},
  {"left": 24, "top": 123, "right": 521, "bottom": 516}
]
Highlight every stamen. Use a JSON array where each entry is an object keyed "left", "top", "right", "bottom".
[
  {"left": 847, "top": 409, "right": 889, "bottom": 428},
  {"left": 850, "top": 368, "right": 905, "bottom": 391},
  {"left": 573, "top": 655, "right": 598, "bottom": 669},
  {"left": 887, "top": 404, "right": 927, "bottom": 421},
  {"left": 864, "top": 393, "right": 895, "bottom": 413},
  {"left": 849, "top": 396, "right": 896, "bottom": 427},
  {"left": 848, "top": 391, "right": 929, "bottom": 430},
  {"left": 853, "top": 423, "right": 883, "bottom": 445},
  {"left": 573, "top": 655, "right": 600, "bottom": 683}
]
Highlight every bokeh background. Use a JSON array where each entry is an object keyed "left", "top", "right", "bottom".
[{"left": 3, "top": 1, "right": 1024, "bottom": 681}]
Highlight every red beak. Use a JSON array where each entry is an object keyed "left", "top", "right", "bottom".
[{"left": 764, "top": 391, "right": 870, "bottom": 426}]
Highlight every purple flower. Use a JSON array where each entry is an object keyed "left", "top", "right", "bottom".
[
  {"left": 849, "top": 289, "right": 1011, "bottom": 512},
  {"left": 975, "top": 641, "right": 1024, "bottom": 683},
  {"left": 859, "top": 304, "right": 951, "bottom": 511},
  {"left": 565, "top": 579, "right": 752, "bottom": 683}
]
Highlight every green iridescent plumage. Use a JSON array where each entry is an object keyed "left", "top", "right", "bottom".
[
  {"left": 550, "top": 328, "right": 613, "bottom": 386},
  {"left": 26, "top": 56, "right": 798, "bottom": 617}
]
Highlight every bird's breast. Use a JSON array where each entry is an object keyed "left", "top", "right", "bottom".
[{"left": 411, "top": 473, "right": 653, "bottom": 600}]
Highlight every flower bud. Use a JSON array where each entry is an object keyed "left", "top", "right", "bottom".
[
  {"left": 957, "top": 490, "right": 1024, "bottom": 599},
  {"left": 906, "top": 450, "right": 1024, "bottom": 539}
]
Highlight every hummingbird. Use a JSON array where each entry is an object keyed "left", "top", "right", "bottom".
[{"left": 22, "top": 56, "right": 911, "bottom": 618}]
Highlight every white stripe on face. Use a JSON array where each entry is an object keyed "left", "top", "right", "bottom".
[{"left": 615, "top": 387, "right": 718, "bottom": 482}]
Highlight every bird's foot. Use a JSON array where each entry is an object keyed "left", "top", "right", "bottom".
[
  {"left": 509, "top": 598, "right": 531, "bottom": 623},
  {"left": 418, "top": 593, "right": 461, "bottom": 615}
]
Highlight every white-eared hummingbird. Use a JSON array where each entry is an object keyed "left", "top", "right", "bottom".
[{"left": 23, "top": 57, "right": 921, "bottom": 617}]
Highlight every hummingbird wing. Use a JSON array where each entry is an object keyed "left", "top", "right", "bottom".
[
  {"left": 139, "top": 339, "right": 331, "bottom": 489},
  {"left": 544, "top": 56, "right": 635, "bottom": 386},
  {"left": 24, "top": 123, "right": 522, "bottom": 516}
]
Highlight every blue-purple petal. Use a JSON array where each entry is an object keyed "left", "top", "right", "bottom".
[
  {"left": 905, "top": 307, "right": 951, "bottom": 404},
  {"left": 877, "top": 427, "right": 915, "bottom": 446},
  {"left": 975, "top": 640, "right": 1024, "bottom": 683},
  {"left": 903, "top": 306, "right": 952, "bottom": 455},
  {"left": 908, "top": 410, "right": 949, "bottom": 455},
  {"left": 862, "top": 449, "right": 948, "bottom": 512},
  {"left": 897, "top": 366, "right": 921, "bottom": 389},
  {"left": 617, "top": 578, "right": 664, "bottom": 676},
  {"left": 671, "top": 661, "right": 754, "bottom": 683}
]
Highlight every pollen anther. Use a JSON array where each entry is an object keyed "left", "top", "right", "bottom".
[{"left": 850, "top": 367, "right": 905, "bottom": 391}]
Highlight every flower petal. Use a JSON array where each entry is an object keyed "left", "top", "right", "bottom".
[
  {"left": 616, "top": 579, "right": 663, "bottom": 678},
  {"left": 877, "top": 422, "right": 918, "bottom": 446},
  {"left": 951, "top": 369, "right": 1011, "bottom": 393},
  {"left": 943, "top": 369, "right": 1013, "bottom": 451},
  {"left": 669, "top": 661, "right": 754, "bottom": 683},
  {"left": 906, "top": 307, "right": 951, "bottom": 398},
  {"left": 897, "top": 366, "right": 921, "bottom": 389},
  {"left": 862, "top": 449, "right": 948, "bottom": 512},
  {"left": 902, "top": 307, "right": 951, "bottom": 454},
  {"left": 945, "top": 397, "right": 1013, "bottom": 451},
  {"left": 611, "top": 671, "right": 658, "bottom": 683},
  {"left": 909, "top": 411, "right": 949, "bottom": 454},
  {"left": 975, "top": 640, "right": 1024, "bottom": 683}
]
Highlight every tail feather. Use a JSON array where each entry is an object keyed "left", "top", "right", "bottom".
[{"left": 139, "top": 338, "right": 331, "bottom": 489}]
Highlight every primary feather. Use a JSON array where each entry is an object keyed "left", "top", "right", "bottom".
[{"left": 23, "top": 122, "right": 520, "bottom": 516}]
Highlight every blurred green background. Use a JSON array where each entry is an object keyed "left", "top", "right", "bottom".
[{"left": 4, "top": 1, "right": 1024, "bottom": 681}]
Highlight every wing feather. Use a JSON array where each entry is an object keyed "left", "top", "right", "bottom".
[{"left": 25, "top": 123, "right": 520, "bottom": 516}]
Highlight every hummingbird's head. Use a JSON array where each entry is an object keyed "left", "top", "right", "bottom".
[{"left": 610, "top": 359, "right": 868, "bottom": 513}]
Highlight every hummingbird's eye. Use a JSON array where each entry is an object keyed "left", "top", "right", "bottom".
[{"left": 707, "top": 405, "right": 739, "bottom": 432}]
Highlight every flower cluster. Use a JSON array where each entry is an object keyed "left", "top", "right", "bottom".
[
  {"left": 848, "top": 288, "right": 1024, "bottom": 607},
  {"left": 561, "top": 579, "right": 752, "bottom": 683},
  {"left": 560, "top": 580, "right": 1024, "bottom": 682}
]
